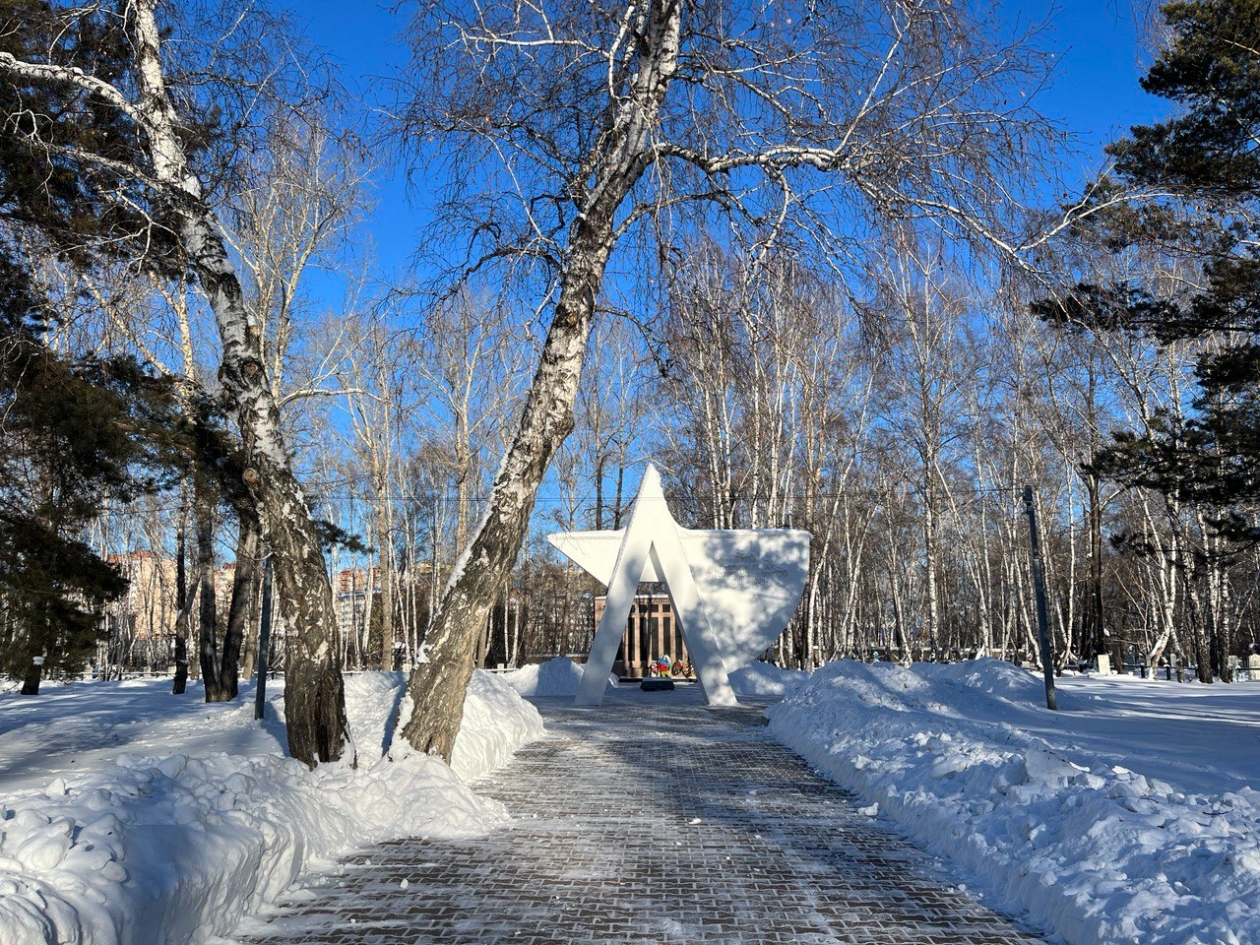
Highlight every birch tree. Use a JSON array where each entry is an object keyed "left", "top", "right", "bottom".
[
  {"left": 0, "top": 1, "right": 350, "bottom": 765},
  {"left": 395, "top": 0, "right": 1060, "bottom": 759},
  {"left": 870, "top": 244, "right": 977, "bottom": 656}
]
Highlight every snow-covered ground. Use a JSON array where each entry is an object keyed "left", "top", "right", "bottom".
[
  {"left": 497, "top": 657, "right": 586, "bottom": 697},
  {"left": 0, "top": 670, "right": 542, "bottom": 945},
  {"left": 729, "top": 660, "right": 810, "bottom": 698},
  {"left": 769, "top": 659, "right": 1260, "bottom": 945},
  {"left": 4, "top": 658, "right": 1257, "bottom": 945},
  {"left": 498, "top": 656, "right": 813, "bottom": 700}
]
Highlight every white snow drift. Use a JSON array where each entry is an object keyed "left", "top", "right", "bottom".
[
  {"left": 768, "top": 659, "right": 1260, "bottom": 945},
  {"left": 0, "top": 671, "right": 542, "bottom": 945}
]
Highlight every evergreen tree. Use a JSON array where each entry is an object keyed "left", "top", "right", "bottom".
[
  {"left": 1, "top": 0, "right": 354, "bottom": 761},
  {"left": 1029, "top": 1, "right": 1260, "bottom": 682},
  {"left": 0, "top": 3, "right": 200, "bottom": 690},
  {"left": 1093, "top": 0, "right": 1260, "bottom": 519},
  {"left": 0, "top": 249, "right": 184, "bottom": 691},
  {"left": 1038, "top": 3, "right": 1260, "bottom": 526}
]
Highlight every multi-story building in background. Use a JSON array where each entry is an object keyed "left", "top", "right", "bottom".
[
  {"left": 99, "top": 554, "right": 426, "bottom": 674},
  {"left": 102, "top": 552, "right": 241, "bottom": 673},
  {"left": 103, "top": 550, "right": 178, "bottom": 669},
  {"left": 334, "top": 566, "right": 380, "bottom": 640}
]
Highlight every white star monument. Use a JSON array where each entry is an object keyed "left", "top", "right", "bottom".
[{"left": 549, "top": 465, "right": 811, "bottom": 706}]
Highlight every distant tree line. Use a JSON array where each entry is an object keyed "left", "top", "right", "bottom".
[{"left": 4, "top": 0, "right": 1260, "bottom": 772}]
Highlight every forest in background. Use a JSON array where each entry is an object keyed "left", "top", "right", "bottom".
[{"left": 5, "top": 0, "right": 1260, "bottom": 765}]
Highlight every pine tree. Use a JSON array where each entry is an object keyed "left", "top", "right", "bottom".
[
  {"left": 0, "top": 3, "right": 213, "bottom": 692},
  {"left": 1030, "top": 1, "right": 1260, "bottom": 682},
  {"left": 1095, "top": 0, "right": 1260, "bottom": 516},
  {"left": 1, "top": 2, "right": 351, "bottom": 759},
  {"left": 0, "top": 250, "right": 183, "bottom": 691}
]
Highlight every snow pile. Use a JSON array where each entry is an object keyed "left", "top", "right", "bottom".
[
  {"left": 0, "top": 670, "right": 541, "bottom": 945},
  {"left": 500, "top": 657, "right": 585, "bottom": 697},
  {"left": 450, "top": 671, "right": 547, "bottom": 779},
  {"left": 767, "top": 659, "right": 1260, "bottom": 945},
  {"left": 729, "top": 661, "right": 809, "bottom": 698}
]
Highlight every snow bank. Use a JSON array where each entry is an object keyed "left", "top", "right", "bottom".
[
  {"left": 0, "top": 670, "right": 541, "bottom": 945},
  {"left": 767, "top": 659, "right": 1260, "bottom": 945},
  {"left": 450, "top": 671, "right": 547, "bottom": 780},
  {"left": 729, "top": 661, "right": 809, "bottom": 698},
  {"left": 499, "top": 657, "right": 585, "bottom": 697}
]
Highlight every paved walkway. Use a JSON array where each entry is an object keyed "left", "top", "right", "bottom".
[{"left": 238, "top": 686, "right": 1046, "bottom": 945}]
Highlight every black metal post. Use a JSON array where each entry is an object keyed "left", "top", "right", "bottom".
[
  {"left": 1023, "top": 485, "right": 1058, "bottom": 711},
  {"left": 254, "top": 554, "right": 274, "bottom": 722}
]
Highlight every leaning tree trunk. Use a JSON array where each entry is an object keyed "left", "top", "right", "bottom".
[
  {"left": 398, "top": 214, "right": 618, "bottom": 760},
  {"left": 131, "top": 2, "right": 348, "bottom": 765},
  {"left": 397, "top": 0, "right": 681, "bottom": 762}
]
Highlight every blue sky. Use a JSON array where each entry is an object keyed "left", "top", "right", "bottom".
[
  {"left": 1029, "top": 1, "right": 1168, "bottom": 156},
  {"left": 295, "top": 1, "right": 1172, "bottom": 281},
  {"left": 298, "top": 2, "right": 415, "bottom": 277},
  {"left": 284, "top": 1, "right": 1177, "bottom": 523}
]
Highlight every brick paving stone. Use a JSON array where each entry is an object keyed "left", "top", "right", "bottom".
[{"left": 233, "top": 685, "right": 1048, "bottom": 945}]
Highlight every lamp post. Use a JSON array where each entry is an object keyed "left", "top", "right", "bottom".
[{"left": 1022, "top": 485, "right": 1058, "bottom": 711}]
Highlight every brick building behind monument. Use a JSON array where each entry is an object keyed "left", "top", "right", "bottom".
[{"left": 594, "top": 593, "right": 690, "bottom": 678}]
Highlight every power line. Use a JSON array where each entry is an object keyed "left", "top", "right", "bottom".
[{"left": 307, "top": 485, "right": 1025, "bottom": 503}]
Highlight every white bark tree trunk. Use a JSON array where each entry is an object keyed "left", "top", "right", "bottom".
[
  {"left": 128, "top": 1, "right": 349, "bottom": 765},
  {"left": 399, "top": 0, "right": 683, "bottom": 760}
]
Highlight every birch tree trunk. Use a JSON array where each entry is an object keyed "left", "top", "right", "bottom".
[
  {"left": 128, "top": 1, "right": 349, "bottom": 765},
  {"left": 398, "top": 0, "right": 682, "bottom": 761},
  {"left": 400, "top": 241, "right": 609, "bottom": 754}
]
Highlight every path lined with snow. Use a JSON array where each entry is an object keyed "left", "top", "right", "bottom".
[
  {"left": 230, "top": 685, "right": 1045, "bottom": 945},
  {"left": 769, "top": 660, "right": 1260, "bottom": 945},
  {"left": 8, "top": 659, "right": 1253, "bottom": 944},
  {"left": 0, "top": 672, "right": 543, "bottom": 945}
]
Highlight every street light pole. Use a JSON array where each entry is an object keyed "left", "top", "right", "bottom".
[
  {"left": 1023, "top": 485, "right": 1058, "bottom": 711},
  {"left": 254, "top": 554, "right": 274, "bottom": 721}
]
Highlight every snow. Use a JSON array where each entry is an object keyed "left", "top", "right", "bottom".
[
  {"left": 728, "top": 660, "right": 810, "bottom": 698},
  {"left": 499, "top": 657, "right": 809, "bottom": 700},
  {"left": 5, "top": 657, "right": 1259, "bottom": 945},
  {"left": 768, "top": 659, "right": 1260, "bottom": 945},
  {"left": 0, "top": 670, "right": 542, "bottom": 945},
  {"left": 498, "top": 657, "right": 585, "bottom": 697},
  {"left": 450, "top": 671, "right": 547, "bottom": 777}
]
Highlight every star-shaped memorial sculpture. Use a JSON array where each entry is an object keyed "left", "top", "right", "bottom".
[{"left": 549, "top": 465, "right": 811, "bottom": 706}]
